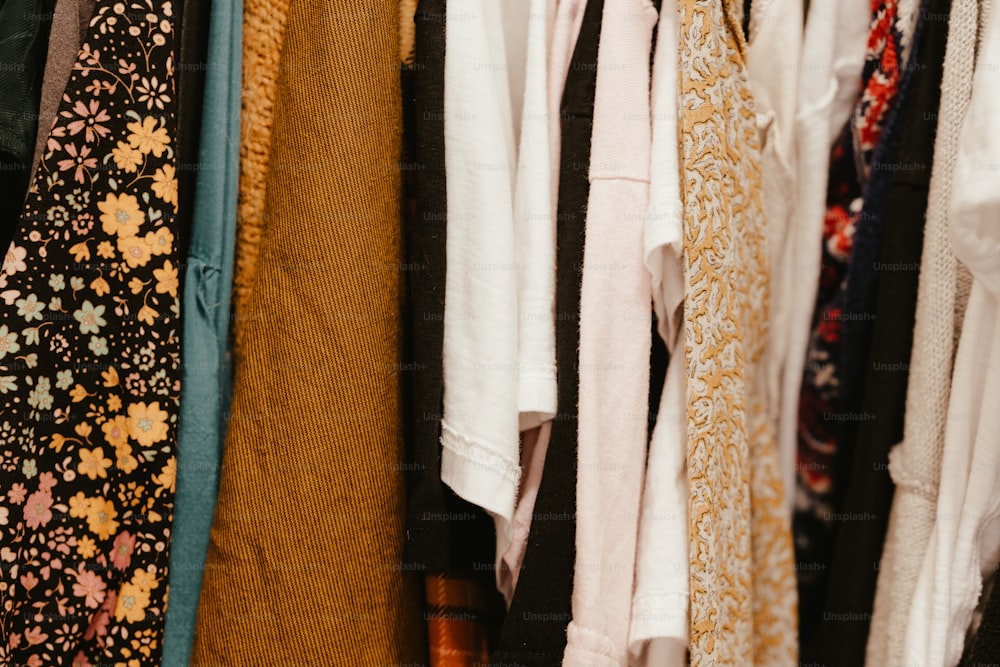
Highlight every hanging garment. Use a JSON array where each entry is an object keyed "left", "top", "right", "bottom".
[
  {"left": 0, "top": 1, "right": 181, "bottom": 663},
  {"left": 838, "top": 0, "right": 924, "bottom": 439},
  {"left": 678, "top": 0, "right": 798, "bottom": 663},
  {"left": 0, "top": 0, "right": 56, "bottom": 251},
  {"left": 778, "top": 0, "right": 870, "bottom": 536},
  {"left": 795, "top": 0, "right": 907, "bottom": 630},
  {"left": 439, "top": 0, "right": 521, "bottom": 572},
  {"left": 441, "top": 0, "right": 568, "bottom": 581},
  {"left": 498, "top": 0, "right": 593, "bottom": 605},
  {"left": 512, "top": 0, "right": 557, "bottom": 433},
  {"left": 190, "top": 0, "right": 425, "bottom": 663},
  {"left": 400, "top": 1, "right": 505, "bottom": 660},
  {"left": 489, "top": 0, "right": 603, "bottom": 661},
  {"left": 866, "top": 0, "right": 984, "bottom": 661},
  {"left": 744, "top": 0, "right": 802, "bottom": 505},
  {"left": 401, "top": 0, "right": 497, "bottom": 575},
  {"left": 812, "top": 0, "right": 950, "bottom": 662},
  {"left": 561, "top": 1, "right": 656, "bottom": 664},
  {"left": 230, "top": 0, "right": 290, "bottom": 357},
  {"left": 495, "top": 0, "right": 561, "bottom": 602},
  {"left": 902, "top": 9, "right": 1000, "bottom": 659},
  {"left": 627, "top": 0, "right": 687, "bottom": 663},
  {"left": 163, "top": 0, "right": 241, "bottom": 662}
]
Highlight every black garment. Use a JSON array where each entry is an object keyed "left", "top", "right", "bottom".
[
  {"left": 0, "top": 0, "right": 55, "bottom": 250},
  {"left": 174, "top": 0, "right": 212, "bottom": 257},
  {"left": 802, "top": 0, "right": 950, "bottom": 663},
  {"left": 964, "top": 577, "right": 1000, "bottom": 666},
  {"left": 401, "top": 0, "right": 496, "bottom": 573},
  {"left": 489, "top": 1, "right": 603, "bottom": 663}
]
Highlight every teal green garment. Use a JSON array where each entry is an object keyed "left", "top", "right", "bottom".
[{"left": 164, "top": 0, "right": 241, "bottom": 664}]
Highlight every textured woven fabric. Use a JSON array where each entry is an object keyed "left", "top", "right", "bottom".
[
  {"left": 866, "top": 0, "right": 986, "bottom": 662},
  {"left": 190, "top": 0, "right": 425, "bottom": 663},
  {"left": 163, "top": 0, "right": 242, "bottom": 663},
  {"left": 0, "top": 0, "right": 48, "bottom": 164},
  {"left": 901, "top": 6, "right": 1000, "bottom": 657},
  {"left": 230, "top": 0, "right": 290, "bottom": 358},
  {"left": 678, "top": 0, "right": 797, "bottom": 663},
  {"left": 0, "top": 1, "right": 182, "bottom": 662}
]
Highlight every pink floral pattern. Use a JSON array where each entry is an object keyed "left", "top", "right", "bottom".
[{"left": 0, "top": 2, "right": 180, "bottom": 664}]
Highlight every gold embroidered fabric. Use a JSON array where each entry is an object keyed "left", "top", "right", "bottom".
[{"left": 679, "top": 0, "right": 798, "bottom": 663}]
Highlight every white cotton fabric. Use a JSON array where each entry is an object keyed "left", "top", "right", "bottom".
[
  {"left": 513, "top": 0, "right": 558, "bottom": 431},
  {"left": 442, "top": 0, "right": 561, "bottom": 581},
  {"left": 497, "top": 0, "right": 590, "bottom": 605}
]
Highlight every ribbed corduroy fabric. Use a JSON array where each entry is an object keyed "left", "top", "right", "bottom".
[
  {"left": 190, "top": 1, "right": 425, "bottom": 663},
  {"left": 230, "top": 0, "right": 290, "bottom": 356}
]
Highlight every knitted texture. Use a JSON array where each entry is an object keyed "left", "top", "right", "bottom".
[
  {"left": 230, "top": 0, "right": 290, "bottom": 357},
  {"left": 679, "top": 0, "right": 797, "bottom": 662},
  {"left": 190, "top": 0, "right": 425, "bottom": 663},
  {"left": 866, "top": 0, "right": 985, "bottom": 662},
  {"left": 400, "top": 0, "right": 417, "bottom": 65}
]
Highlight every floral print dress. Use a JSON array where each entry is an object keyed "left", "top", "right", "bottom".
[{"left": 0, "top": 2, "right": 181, "bottom": 665}]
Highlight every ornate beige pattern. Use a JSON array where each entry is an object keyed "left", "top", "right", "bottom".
[{"left": 679, "top": 0, "right": 798, "bottom": 663}]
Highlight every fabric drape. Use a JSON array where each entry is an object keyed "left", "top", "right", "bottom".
[
  {"left": 489, "top": 1, "right": 603, "bottom": 662},
  {"left": 808, "top": 0, "right": 949, "bottom": 662},
  {"left": 678, "top": 0, "right": 798, "bottom": 662},
  {"left": 164, "top": 0, "right": 242, "bottom": 662},
  {"left": 190, "top": 0, "right": 425, "bottom": 663},
  {"left": 866, "top": 0, "right": 983, "bottom": 661}
]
